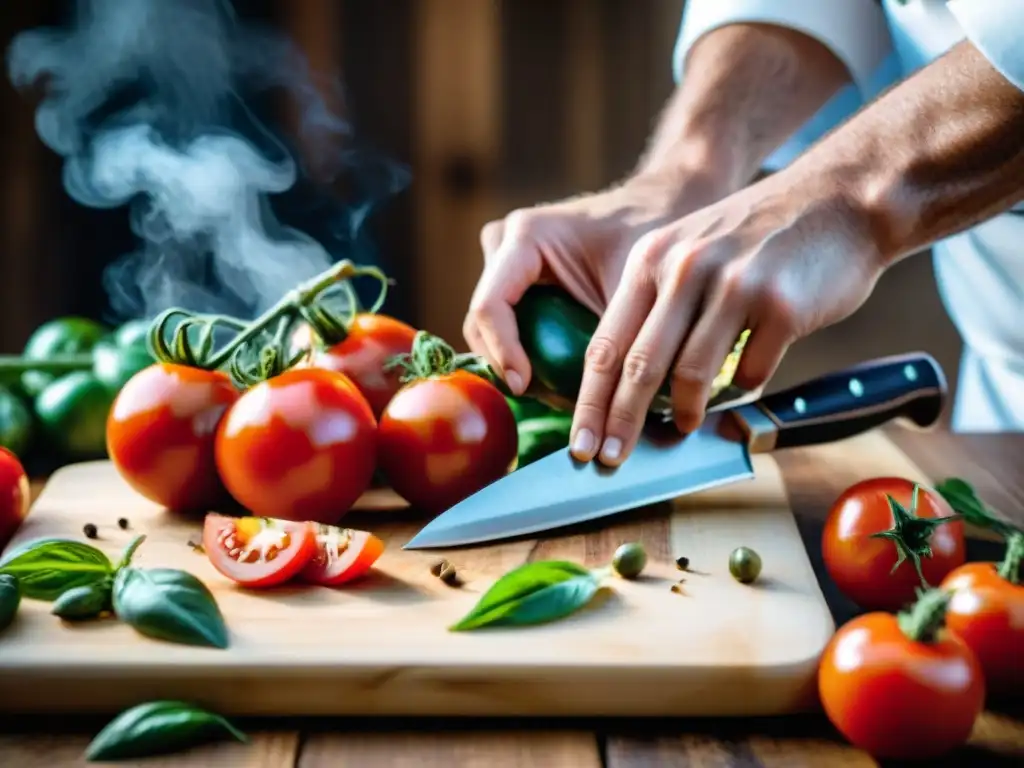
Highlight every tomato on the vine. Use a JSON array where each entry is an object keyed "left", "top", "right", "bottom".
[
  {"left": 214, "top": 368, "right": 377, "bottom": 524},
  {"left": 203, "top": 513, "right": 318, "bottom": 588},
  {"left": 107, "top": 363, "right": 240, "bottom": 512},
  {"left": 295, "top": 314, "right": 417, "bottom": 419},
  {"left": 822, "top": 477, "right": 965, "bottom": 612},
  {"left": 942, "top": 554, "right": 1024, "bottom": 698},
  {"left": 300, "top": 523, "right": 385, "bottom": 586},
  {"left": 378, "top": 336, "right": 517, "bottom": 513},
  {"left": 0, "top": 447, "right": 30, "bottom": 550},
  {"left": 818, "top": 589, "right": 985, "bottom": 760}
]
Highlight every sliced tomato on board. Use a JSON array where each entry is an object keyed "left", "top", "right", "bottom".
[
  {"left": 300, "top": 523, "right": 385, "bottom": 586},
  {"left": 202, "top": 513, "right": 318, "bottom": 588}
]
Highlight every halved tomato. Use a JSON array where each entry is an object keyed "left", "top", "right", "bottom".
[
  {"left": 300, "top": 523, "right": 385, "bottom": 586},
  {"left": 202, "top": 513, "right": 318, "bottom": 588}
]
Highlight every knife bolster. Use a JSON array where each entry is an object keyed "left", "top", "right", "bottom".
[{"left": 729, "top": 404, "right": 779, "bottom": 454}]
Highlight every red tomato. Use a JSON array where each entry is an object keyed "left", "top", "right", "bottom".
[
  {"left": 300, "top": 523, "right": 385, "bottom": 586},
  {"left": 107, "top": 363, "right": 240, "bottom": 512},
  {"left": 822, "top": 477, "right": 965, "bottom": 612},
  {"left": 294, "top": 314, "right": 417, "bottom": 419},
  {"left": 0, "top": 448, "right": 30, "bottom": 550},
  {"left": 214, "top": 368, "right": 377, "bottom": 524},
  {"left": 942, "top": 560, "right": 1024, "bottom": 698},
  {"left": 202, "top": 513, "right": 318, "bottom": 588},
  {"left": 818, "top": 606, "right": 985, "bottom": 759},
  {"left": 378, "top": 370, "right": 517, "bottom": 512}
]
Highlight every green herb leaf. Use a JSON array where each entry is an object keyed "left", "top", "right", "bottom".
[
  {"left": 935, "top": 477, "right": 1022, "bottom": 539},
  {"left": 0, "top": 573, "right": 20, "bottom": 632},
  {"left": 0, "top": 538, "right": 113, "bottom": 601},
  {"left": 52, "top": 580, "right": 113, "bottom": 620},
  {"left": 113, "top": 568, "right": 229, "bottom": 649},
  {"left": 84, "top": 700, "right": 247, "bottom": 761},
  {"left": 450, "top": 560, "right": 601, "bottom": 631}
]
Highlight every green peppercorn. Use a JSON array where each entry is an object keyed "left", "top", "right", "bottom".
[
  {"left": 612, "top": 542, "right": 647, "bottom": 580},
  {"left": 729, "top": 546, "right": 762, "bottom": 584}
]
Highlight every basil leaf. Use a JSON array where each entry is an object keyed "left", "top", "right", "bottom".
[
  {"left": 450, "top": 560, "right": 600, "bottom": 631},
  {"left": 52, "top": 580, "right": 113, "bottom": 621},
  {"left": 113, "top": 568, "right": 229, "bottom": 649},
  {"left": 0, "top": 538, "right": 113, "bottom": 601},
  {"left": 0, "top": 573, "right": 20, "bottom": 632},
  {"left": 84, "top": 700, "right": 247, "bottom": 761}
]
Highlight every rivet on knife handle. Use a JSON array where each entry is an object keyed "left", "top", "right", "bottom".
[{"left": 739, "top": 352, "right": 947, "bottom": 453}]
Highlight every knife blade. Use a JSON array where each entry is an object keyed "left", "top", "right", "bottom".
[{"left": 403, "top": 351, "right": 947, "bottom": 550}]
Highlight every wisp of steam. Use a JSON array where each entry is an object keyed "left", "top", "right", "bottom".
[{"left": 6, "top": 0, "right": 409, "bottom": 320}]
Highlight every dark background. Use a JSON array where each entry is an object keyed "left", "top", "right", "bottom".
[{"left": 0, "top": 0, "right": 963, "bottom": 418}]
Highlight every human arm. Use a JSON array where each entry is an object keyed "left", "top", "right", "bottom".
[
  {"left": 463, "top": 16, "right": 856, "bottom": 397},
  {"left": 570, "top": 34, "right": 1024, "bottom": 467}
]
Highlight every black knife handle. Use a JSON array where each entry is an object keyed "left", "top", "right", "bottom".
[{"left": 750, "top": 352, "right": 946, "bottom": 451}]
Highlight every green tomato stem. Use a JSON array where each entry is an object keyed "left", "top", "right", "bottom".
[
  {"left": 0, "top": 354, "right": 95, "bottom": 373},
  {"left": 997, "top": 531, "right": 1024, "bottom": 585},
  {"left": 897, "top": 587, "right": 952, "bottom": 644},
  {"left": 385, "top": 330, "right": 492, "bottom": 383}
]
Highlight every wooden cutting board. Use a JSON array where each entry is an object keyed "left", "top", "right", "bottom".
[{"left": 0, "top": 431, "right": 931, "bottom": 719}]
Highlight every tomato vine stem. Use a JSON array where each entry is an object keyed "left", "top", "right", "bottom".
[
  {"left": 385, "top": 330, "right": 494, "bottom": 383},
  {"left": 868, "top": 484, "right": 962, "bottom": 587},
  {"left": 897, "top": 587, "right": 952, "bottom": 644},
  {"left": 997, "top": 531, "right": 1024, "bottom": 585},
  {"left": 146, "top": 260, "right": 391, "bottom": 388}
]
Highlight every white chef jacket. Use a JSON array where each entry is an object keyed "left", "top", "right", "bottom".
[{"left": 673, "top": 0, "right": 1024, "bottom": 432}]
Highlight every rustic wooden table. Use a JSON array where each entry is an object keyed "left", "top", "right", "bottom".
[{"left": 2, "top": 427, "right": 1022, "bottom": 767}]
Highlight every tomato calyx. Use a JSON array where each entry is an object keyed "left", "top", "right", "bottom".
[
  {"left": 897, "top": 587, "right": 953, "bottom": 644},
  {"left": 385, "top": 330, "right": 497, "bottom": 386},
  {"left": 995, "top": 531, "right": 1024, "bottom": 585},
  {"left": 867, "top": 484, "right": 961, "bottom": 586}
]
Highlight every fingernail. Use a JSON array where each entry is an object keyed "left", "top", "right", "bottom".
[
  {"left": 571, "top": 428, "right": 596, "bottom": 459},
  {"left": 600, "top": 437, "right": 622, "bottom": 464},
  {"left": 505, "top": 370, "right": 523, "bottom": 394}
]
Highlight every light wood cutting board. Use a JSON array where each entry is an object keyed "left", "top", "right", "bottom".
[{"left": 0, "top": 431, "right": 932, "bottom": 719}]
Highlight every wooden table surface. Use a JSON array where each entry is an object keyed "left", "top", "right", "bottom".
[{"left": 2, "top": 426, "right": 1023, "bottom": 767}]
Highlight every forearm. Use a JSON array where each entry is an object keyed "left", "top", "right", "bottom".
[
  {"left": 794, "top": 40, "right": 1024, "bottom": 265},
  {"left": 633, "top": 23, "right": 851, "bottom": 199}
]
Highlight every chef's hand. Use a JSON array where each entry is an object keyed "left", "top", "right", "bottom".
[
  {"left": 570, "top": 172, "right": 885, "bottom": 466},
  {"left": 463, "top": 171, "right": 726, "bottom": 395}
]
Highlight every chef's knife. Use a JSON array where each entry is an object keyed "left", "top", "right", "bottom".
[{"left": 403, "top": 352, "right": 946, "bottom": 550}]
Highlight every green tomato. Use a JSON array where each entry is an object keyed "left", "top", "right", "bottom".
[
  {"left": 112, "top": 319, "right": 153, "bottom": 350},
  {"left": 0, "top": 385, "right": 33, "bottom": 459},
  {"left": 91, "top": 338, "right": 155, "bottom": 392},
  {"left": 20, "top": 316, "right": 109, "bottom": 398},
  {"left": 34, "top": 372, "right": 115, "bottom": 461}
]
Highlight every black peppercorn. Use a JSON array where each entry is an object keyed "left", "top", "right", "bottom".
[
  {"left": 117, "top": 517, "right": 129, "bottom": 530},
  {"left": 83, "top": 523, "right": 98, "bottom": 539}
]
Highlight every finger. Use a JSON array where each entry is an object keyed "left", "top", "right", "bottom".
[
  {"left": 670, "top": 282, "right": 749, "bottom": 434},
  {"left": 569, "top": 272, "right": 656, "bottom": 463},
  {"left": 598, "top": 277, "right": 703, "bottom": 466},
  {"left": 463, "top": 220, "right": 506, "bottom": 360},
  {"left": 466, "top": 222, "right": 543, "bottom": 394},
  {"left": 731, "top": 317, "right": 794, "bottom": 393}
]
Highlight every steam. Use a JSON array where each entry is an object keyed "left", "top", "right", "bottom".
[{"left": 7, "top": 0, "right": 408, "bottom": 320}]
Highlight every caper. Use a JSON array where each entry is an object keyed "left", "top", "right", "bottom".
[
  {"left": 612, "top": 542, "right": 647, "bottom": 580},
  {"left": 728, "top": 546, "right": 762, "bottom": 584}
]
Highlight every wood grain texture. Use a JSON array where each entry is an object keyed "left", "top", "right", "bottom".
[
  {"left": 0, "top": 445, "right": 831, "bottom": 718},
  {"left": 299, "top": 729, "right": 600, "bottom": 768},
  {"left": 0, "top": 730, "right": 299, "bottom": 768}
]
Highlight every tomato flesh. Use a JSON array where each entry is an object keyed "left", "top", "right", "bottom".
[
  {"left": 107, "top": 363, "right": 240, "bottom": 512},
  {"left": 942, "top": 562, "right": 1024, "bottom": 698},
  {"left": 202, "top": 513, "right": 318, "bottom": 588},
  {"left": 818, "top": 611, "right": 985, "bottom": 759},
  {"left": 822, "top": 477, "right": 965, "bottom": 612},
  {"left": 300, "top": 524, "right": 385, "bottom": 586},
  {"left": 298, "top": 314, "right": 417, "bottom": 419},
  {"left": 214, "top": 368, "right": 377, "bottom": 524},
  {"left": 378, "top": 370, "right": 518, "bottom": 513},
  {"left": 0, "top": 447, "right": 30, "bottom": 550}
]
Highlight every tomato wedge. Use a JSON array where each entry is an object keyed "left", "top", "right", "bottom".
[
  {"left": 202, "top": 513, "right": 318, "bottom": 588},
  {"left": 300, "top": 523, "right": 385, "bottom": 586}
]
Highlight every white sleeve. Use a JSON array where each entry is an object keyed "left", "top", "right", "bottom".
[
  {"left": 671, "top": 0, "right": 898, "bottom": 171},
  {"left": 947, "top": 0, "right": 1024, "bottom": 93}
]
